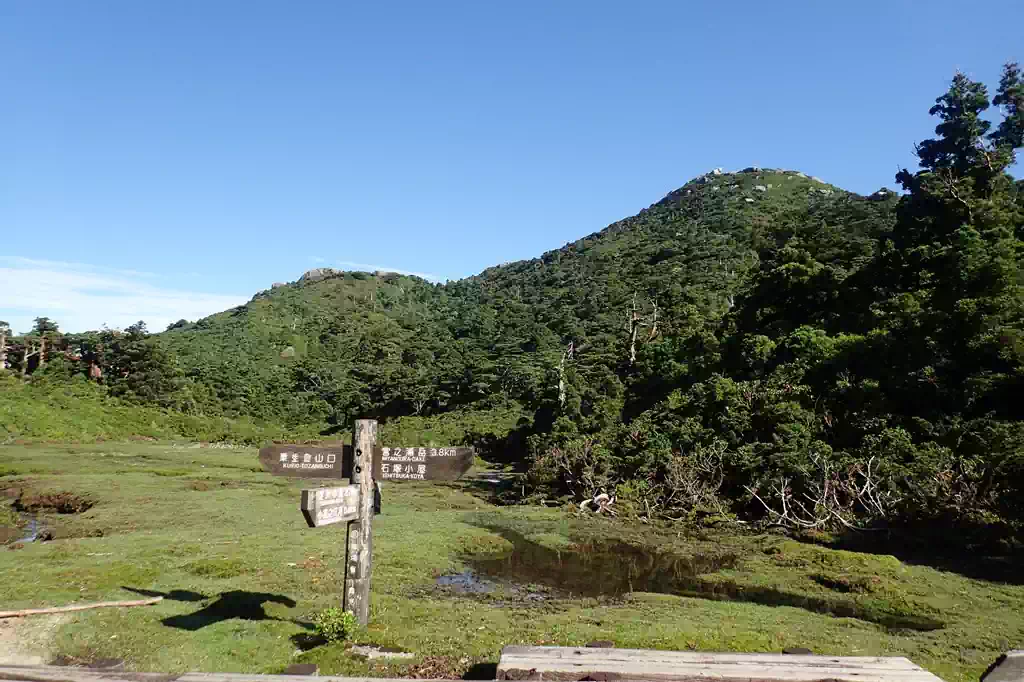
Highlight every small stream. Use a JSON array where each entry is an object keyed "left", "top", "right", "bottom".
[
  {"left": 1, "top": 510, "right": 47, "bottom": 545},
  {"left": 17, "top": 514, "right": 43, "bottom": 543}
]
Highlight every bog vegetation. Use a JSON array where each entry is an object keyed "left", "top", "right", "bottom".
[
  {"left": 4, "top": 442, "right": 1020, "bottom": 682},
  {"left": 3, "top": 65, "right": 1023, "bottom": 542}
]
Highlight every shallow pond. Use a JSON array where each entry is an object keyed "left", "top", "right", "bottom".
[{"left": 457, "top": 529, "right": 943, "bottom": 632}]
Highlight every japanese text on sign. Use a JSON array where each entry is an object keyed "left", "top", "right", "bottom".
[
  {"left": 378, "top": 447, "right": 459, "bottom": 461},
  {"left": 316, "top": 503, "right": 358, "bottom": 523},
  {"left": 374, "top": 445, "right": 471, "bottom": 481},
  {"left": 300, "top": 484, "right": 361, "bottom": 528},
  {"left": 279, "top": 451, "right": 336, "bottom": 470}
]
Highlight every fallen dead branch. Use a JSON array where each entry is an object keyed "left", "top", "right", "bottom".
[
  {"left": 579, "top": 492, "right": 617, "bottom": 516},
  {"left": 0, "top": 597, "right": 162, "bottom": 618}
]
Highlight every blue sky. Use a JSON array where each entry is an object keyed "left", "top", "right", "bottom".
[{"left": 2, "top": 0, "right": 1021, "bottom": 333}]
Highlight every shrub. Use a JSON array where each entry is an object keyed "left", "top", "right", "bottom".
[
  {"left": 312, "top": 607, "right": 358, "bottom": 642},
  {"left": 526, "top": 436, "right": 613, "bottom": 502}
]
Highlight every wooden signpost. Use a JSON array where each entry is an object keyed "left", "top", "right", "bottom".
[{"left": 257, "top": 419, "right": 474, "bottom": 625}]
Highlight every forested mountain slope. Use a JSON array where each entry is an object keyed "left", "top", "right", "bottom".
[
  {"left": 5, "top": 64, "right": 1022, "bottom": 537},
  {"left": 160, "top": 169, "right": 896, "bottom": 435}
]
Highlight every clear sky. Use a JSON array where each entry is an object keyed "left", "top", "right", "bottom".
[{"left": 2, "top": 0, "right": 1022, "bottom": 333}]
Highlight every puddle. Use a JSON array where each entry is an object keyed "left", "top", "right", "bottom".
[
  {"left": 434, "top": 570, "right": 552, "bottom": 606},
  {"left": 470, "top": 536, "right": 739, "bottom": 598},
  {"left": 436, "top": 570, "right": 496, "bottom": 594},
  {"left": 466, "top": 528, "right": 943, "bottom": 632}
]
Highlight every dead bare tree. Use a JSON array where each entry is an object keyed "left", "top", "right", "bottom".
[
  {"left": 547, "top": 437, "right": 606, "bottom": 502},
  {"left": 20, "top": 338, "right": 40, "bottom": 379},
  {"left": 558, "top": 341, "right": 574, "bottom": 408},
  {"left": 939, "top": 167, "right": 974, "bottom": 222},
  {"left": 627, "top": 293, "right": 659, "bottom": 365},
  {"left": 744, "top": 455, "right": 901, "bottom": 530},
  {"left": 661, "top": 440, "right": 728, "bottom": 516},
  {"left": 0, "top": 321, "right": 8, "bottom": 370}
]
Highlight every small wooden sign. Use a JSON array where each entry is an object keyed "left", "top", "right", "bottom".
[
  {"left": 300, "top": 485, "right": 361, "bottom": 528},
  {"left": 372, "top": 446, "right": 474, "bottom": 481},
  {"left": 258, "top": 444, "right": 352, "bottom": 479}
]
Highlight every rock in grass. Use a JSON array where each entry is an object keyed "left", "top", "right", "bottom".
[{"left": 284, "top": 663, "right": 319, "bottom": 675}]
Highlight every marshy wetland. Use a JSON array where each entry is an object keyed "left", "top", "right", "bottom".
[{"left": 2, "top": 442, "right": 1022, "bottom": 682}]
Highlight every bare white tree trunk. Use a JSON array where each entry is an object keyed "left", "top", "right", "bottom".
[
  {"left": 647, "top": 300, "right": 659, "bottom": 341},
  {"left": 628, "top": 293, "right": 640, "bottom": 365},
  {"left": 558, "top": 341, "right": 574, "bottom": 408},
  {"left": 627, "top": 293, "right": 659, "bottom": 365},
  {"left": 22, "top": 342, "right": 37, "bottom": 378}
]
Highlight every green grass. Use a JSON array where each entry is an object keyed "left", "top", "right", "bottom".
[
  {"left": 0, "top": 375, "right": 319, "bottom": 445},
  {"left": 0, "top": 374, "right": 524, "bottom": 451},
  {"left": 1, "top": 442, "right": 1021, "bottom": 682}
]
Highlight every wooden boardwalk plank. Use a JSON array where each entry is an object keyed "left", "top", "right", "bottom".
[
  {"left": 497, "top": 646, "right": 945, "bottom": 681},
  {"left": 0, "top": 667, "right": 451, "bottom": 682},
  {"left": 982, "top": 650, "right": 1024, "bottom": 682}
]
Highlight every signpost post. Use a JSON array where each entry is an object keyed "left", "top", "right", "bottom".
[{"left": 257, "top": 419, "right": 473, "bottom": 625}]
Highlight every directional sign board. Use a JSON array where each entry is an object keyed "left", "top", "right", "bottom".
[
  {"left": 300, "top": 485, "right": 361, "bottom": 528},
  {"left": 372, "top": 446, "right": 474, "bottom": 481},
  {"left": 259, "top": 444, "right": 352, "bottom": 479},
  {"left": 259, "top": 444, "right": 473, "bottom": 481}
]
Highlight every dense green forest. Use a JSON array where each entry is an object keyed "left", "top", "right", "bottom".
[{"left": 3, "top": 65, "right": 1022, "bottom": 538}]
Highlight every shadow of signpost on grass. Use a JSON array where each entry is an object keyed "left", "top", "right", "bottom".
[{"left": 122, "top": 586, "right": 305, "bottom": 632}]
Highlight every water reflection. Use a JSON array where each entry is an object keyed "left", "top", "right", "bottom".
[
  {"left": 466, "top": 526, "right": 943, "bottom": 632},
  {"left": 472, "top": 535, "right": 737, "bottom": 598}
]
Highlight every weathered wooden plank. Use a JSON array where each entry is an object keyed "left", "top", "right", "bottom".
[
  {"left": 0, "top": 598, "right": 162, "bottom": 619},
  {"left": 343, "top": 420, "right": 375, "bottom": 625},
  {"left": 501, "top": 646, "right": 928, "bottom": 665},
  {"left": 495, "top": 663, "right": 935, "bottom": 678},
  {"left": 372, "top": 446, "right": 474, "bottom": 481},
  {"left": 181, "top": 671, "right": 448, "bottom": 675},
  {"left": 982, "top": 650, "right": 1024, "bottom": 682},
  {"left": 0, "top": 666, "right": 180, "bottom": 682},
  {"left": 299, "top": 485, "right": 360, "bottom": 528},
  {"left": 0, "top": 667, "right": 450, "bottom": 682},
  {"left": 496, "top": 646, "right": 945, "bottom": 681}
]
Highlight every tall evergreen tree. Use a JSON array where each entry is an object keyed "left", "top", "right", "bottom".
[{"left": 991, "top": 62, "right": 1024, "bottom": 152}]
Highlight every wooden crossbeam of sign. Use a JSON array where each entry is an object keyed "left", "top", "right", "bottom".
[
  {"left": 258, "top": 444, "right": 351, "bottom": 479},
  {"left": 258, "top": 444, "right": 473, "bottom": 481},
  {"left": 256, "top": 422, "right": 475, "bottom": 628},
  {"left": 373, "top": 445, "right": 474, "bottom": 481}
]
